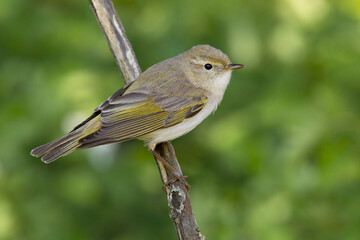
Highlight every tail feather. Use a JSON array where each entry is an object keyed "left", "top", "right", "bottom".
[
  {"left": 41, "top": 137, "right": 82, "bottom": 163},
  {"left": 30, "top": 115, "right": 102, "bottom": 163},
  {"left": 30, "top": 131, "right": 79, "bottom": 157}
]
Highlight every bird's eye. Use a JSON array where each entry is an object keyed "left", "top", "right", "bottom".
[{"left": 204, "top": 63, "right": 213, "bottom": 70}]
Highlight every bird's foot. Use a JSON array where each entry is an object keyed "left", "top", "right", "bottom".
[{"left": 164, "top": 174, "right": 191, "bottom": 191}]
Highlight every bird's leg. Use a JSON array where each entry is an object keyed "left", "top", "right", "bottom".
[{"left": 148, "top": 147, "right": 191, "bottom": 191}]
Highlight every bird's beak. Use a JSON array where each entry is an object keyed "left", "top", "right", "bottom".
[{"left": 226, "top": 64, "right": 245, "bottom": 70}]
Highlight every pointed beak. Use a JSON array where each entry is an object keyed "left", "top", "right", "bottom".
[{"left": 226, "top": 64, "right": 245, "bottom": 70}]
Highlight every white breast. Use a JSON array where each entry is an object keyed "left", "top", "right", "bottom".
[{"left": 140, "top": 71, "right": 232, "bottom": 150}]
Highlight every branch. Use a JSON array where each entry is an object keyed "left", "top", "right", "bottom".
[
  {"left": 89, "top": 1, "right": 204, "bottom": 239},
  {"left": 90, "top": 0, "right": 141, "bottom": 84}
]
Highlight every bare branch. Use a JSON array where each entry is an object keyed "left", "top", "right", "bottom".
[
  {"left": 89, "top": 0, "right": 204, "bottom": 239},
  {"left": 155, "top": 143, "right": 205, "bottom": 240},
  {"left": 90, "top": 0, "right": 141, "bottom": 84}
]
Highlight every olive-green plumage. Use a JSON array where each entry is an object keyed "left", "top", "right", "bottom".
[{"left": 31, "top": 45, "right": 244, "bottom": 163}]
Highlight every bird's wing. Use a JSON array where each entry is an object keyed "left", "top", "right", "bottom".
[{"left": 78, "top": 82, "right": 208, "bottom": 149}]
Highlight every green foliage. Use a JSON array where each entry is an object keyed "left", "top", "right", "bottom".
[{"left": 1, "top": 0, "right": 359, "bottom": 239}]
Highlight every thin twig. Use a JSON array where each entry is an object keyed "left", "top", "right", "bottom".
[{"left": 89, "top": 0, "right": 204, "bottom": 239}]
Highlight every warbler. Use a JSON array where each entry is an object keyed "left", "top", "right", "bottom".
[{"left": 31, "top": 45, "right": 244, "bottom": 163}]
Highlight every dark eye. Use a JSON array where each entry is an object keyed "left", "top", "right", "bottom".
[{"left": 204, "top": 63, "right": 213, "bottom": 70}]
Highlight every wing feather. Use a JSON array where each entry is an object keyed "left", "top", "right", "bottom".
[{"left": 78, "top": 63, "right": 208, "bottom": 149}]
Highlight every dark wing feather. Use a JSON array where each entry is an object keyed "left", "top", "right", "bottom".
[
  {"left": 70, "top": 82, "right": 133, "bottom": 133},
  {"left": 78, "top": 91, "right": 207, "bottom": 149}
]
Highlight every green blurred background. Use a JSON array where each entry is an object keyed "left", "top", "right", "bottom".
[{"left": 1, "top": 0, "right": 359, "bottom": 239}]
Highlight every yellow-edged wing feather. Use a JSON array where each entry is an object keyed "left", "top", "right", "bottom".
[{"left": 78, "top": 87, "right": 208, "bottom": 149}]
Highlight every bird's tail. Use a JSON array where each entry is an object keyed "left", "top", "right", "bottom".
[{"left": 30, "top": 114, "right": 102, "bottom": 163}]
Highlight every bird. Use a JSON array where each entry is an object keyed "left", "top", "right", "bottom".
[{"left": 31, "top": 45, "right": 244, "bottom": 166}]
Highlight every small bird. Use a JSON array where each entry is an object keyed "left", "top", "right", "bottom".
[{"left": 31, "top": 45, "right": 244, "bottom": 165}]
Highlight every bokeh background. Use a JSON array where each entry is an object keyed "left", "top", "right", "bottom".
[{"left": 1, "top": 0, "right": 359, "bottom": 239}]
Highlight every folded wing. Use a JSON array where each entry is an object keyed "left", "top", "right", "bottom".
[{"left": 78, "top": 86, "right": 208, "bottom": 149}]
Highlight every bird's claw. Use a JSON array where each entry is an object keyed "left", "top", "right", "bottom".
[{"left": 163, "top": 174, "right": 191, "bottom": 191}]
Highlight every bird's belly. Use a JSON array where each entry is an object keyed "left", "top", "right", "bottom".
[{"left": 139, "top": 99, "right": 219, "bottom": 148}]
